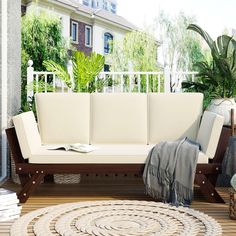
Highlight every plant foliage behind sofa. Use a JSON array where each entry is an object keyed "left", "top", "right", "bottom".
[
  {"left": 21, "top": 11, "right": 68, "bottom": 112},
  {"left": 44, "top": 51, "right": 105, "bottom": 93},
  {"left": 182, "top": 24, "right": 236, "bottom": 108}
]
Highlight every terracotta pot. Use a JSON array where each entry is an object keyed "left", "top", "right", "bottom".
[{"left": 206, "top": 98, "right": 236, "bottom": 125}]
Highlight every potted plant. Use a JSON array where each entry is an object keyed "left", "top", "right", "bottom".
[{"left": 182, "top": 24, "right": 236, "bottom": 125}]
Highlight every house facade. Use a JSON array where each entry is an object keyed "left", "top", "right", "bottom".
[{"left": 21, "top": 0, "right": 137, "bottom": 70}]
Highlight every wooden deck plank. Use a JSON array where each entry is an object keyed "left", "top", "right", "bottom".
[{"left": 0, "top": 179, "right": 235, "bottom": 235}]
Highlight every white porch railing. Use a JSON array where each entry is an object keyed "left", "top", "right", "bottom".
[
  {"left": 98, "top": 71, "right": 165, "bottom": 93},
  {"left": 26, "top": 60, "right": 198, "bottom": 101}
]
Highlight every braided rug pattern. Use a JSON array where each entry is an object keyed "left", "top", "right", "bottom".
[{"left": 11, "top": 200, "right": 222, "bottom": 236}]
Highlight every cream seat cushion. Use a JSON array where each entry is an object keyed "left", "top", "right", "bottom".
[
  {"left": 29, "top": 145, "right": 208, "bottom": 164},
  {"left": 13, "top": 111, "right": 41, "bottom": 159},
  {"left": 35, "top": 93, "right": 90, "bottom": 144},
  {"left": 196, "top": 111, "right": 224, "bottom": 159},
  {"left": 148, "top": 93, "right": 203, "bottom": 144},
  {"left": 91, "top": 93, "right": 147, "bottom": 144}
]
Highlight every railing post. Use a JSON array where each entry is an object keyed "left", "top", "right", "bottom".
[
  {"left": 103, "top": 73, "right": 106, "bottom": 93},
  {"left": 121, "top": 74, "right": 124, "bottom": 92},
  {"left": 112, "top": 74, "right": 115, "bottom": 93},
  {"left": 138, "top": 74, "right": 141, "bottom": 92},
  {"left": 146, "top": 74, "right": 149, "bottom": 93},
  {"left": 27, "top": 60, "right": 34, "bottom": 102},
  {"left": 158, "top": 74, "right": 161, "bottom": 93},
  {"left": 67, "top": 59, "right": 73, "bottom": 92},
  {"left": 129, "top": 74, "right": 132, "bottom": 93},
  {"left": 164, "top": 67, "right": 171, "bottom": 93}
]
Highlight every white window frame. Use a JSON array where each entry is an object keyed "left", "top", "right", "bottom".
[
  {"left": 85, "top": 25, "right": 92, "bottom": 47},
  {"left": 71, "top": 21, "right": 79, "bottom": 44}
]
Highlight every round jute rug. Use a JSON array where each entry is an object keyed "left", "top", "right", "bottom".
[{"left": 11, "top": 200, "right": 222, "bottom": 236}]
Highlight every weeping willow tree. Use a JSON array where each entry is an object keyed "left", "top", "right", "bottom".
[
  {"left": 109, "top": 30, "right": 159, "bottom": 72},
  {"left": 21, "top": 11, "right": 68, "bottom": 111},
  {"left": 154, "top": 11, "right": 206, "bottom": 91},
  {"left": 21, "top": 11, "right": 67, "bottom": 70},
  {"left": 107, "top": 30, "right": 160, "bottom": 92}
]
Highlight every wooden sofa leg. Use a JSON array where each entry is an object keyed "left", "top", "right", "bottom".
[
  {"left": 206, "top": 174, "right": 218, "bottom": 187},
  {"left": 18, "top": 174, "right": 45, "bottom": 203},
  {"left": 195, "top": 174, "right": 225, "bottom": 203}
]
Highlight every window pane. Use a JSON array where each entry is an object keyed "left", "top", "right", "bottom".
[
  {"left": 104, "top": 33, "right": 113, "bottom": 53},
  {"left": 72, "top": 23, "right": 77, "bottom": 42},
  {"left": 83, "top": 0, "right": 89, "bottom": 6},
  {"left": 104, "top": 64, "right": 110, "bottom": 72},
  {"left": 111, "top": 3, "right": 116, "bottom": 13},
  {"left": 85, "top": 27, "right": 91, "bottom": 46},
  {"left": 104, "top": 1, "right": 108, "bottom": 10},
  {"left": 92, "top": 0, "right": 95, "bottom": 8}
]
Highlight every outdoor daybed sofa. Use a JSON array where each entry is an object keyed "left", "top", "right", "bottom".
[{"left": 6, "top": 93, "right": 228, "bottom": 203}]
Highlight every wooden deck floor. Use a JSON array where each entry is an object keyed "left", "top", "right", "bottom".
[{"left": 1, "top": 177, "right": 236, "bottom": 235}]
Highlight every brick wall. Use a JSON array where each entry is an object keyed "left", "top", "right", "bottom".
[{"left": 70, "top": 19, "right": 92, "bottom": 56}]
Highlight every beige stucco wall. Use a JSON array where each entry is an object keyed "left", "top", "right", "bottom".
[
  {"left": 7, "top": 0, "right": 21, "bottom": 118},
  {"left": 0, "top": 0, "right": 21, "bottom": 181}
]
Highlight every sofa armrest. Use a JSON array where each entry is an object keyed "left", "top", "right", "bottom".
[
  {"left": 196, "top": 111, "right": 224, "bottom": 159},
  {"left": 12, "top": 111, "right": 41, "bottom": 159}
]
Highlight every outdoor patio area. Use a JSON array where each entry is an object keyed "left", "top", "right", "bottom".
[
  {"left": 2, "top": 1, "right": 236, "bottom": 235},
  {"left": 1, "top": 178, "right": 236, "bottom": 235}
]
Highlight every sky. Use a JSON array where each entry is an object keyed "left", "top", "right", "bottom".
[{"left": 117, "top": 0, "right": 236, "bottom": 39}]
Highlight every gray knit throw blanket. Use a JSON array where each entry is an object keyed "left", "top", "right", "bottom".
[{"left": 143, "top": 138, "right": 199, "bottom": 206}]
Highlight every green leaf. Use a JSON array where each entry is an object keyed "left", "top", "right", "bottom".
[
  {"left": 187, "top": 24, "right": 218, "bottom": 55},
  {"left": 43, "top": 60, "right": 71, "bottom": 88},
  {"left": 187, "top": 24, "right": 236, "bottom": 98}
]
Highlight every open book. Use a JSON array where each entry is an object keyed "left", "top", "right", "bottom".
[{"left": 46, "top": 143, "right": 97, "bottom": 153}]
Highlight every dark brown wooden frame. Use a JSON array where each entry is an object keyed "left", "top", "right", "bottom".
[{"left": 6, "top": 127, "right": 231, "bottom": 203}]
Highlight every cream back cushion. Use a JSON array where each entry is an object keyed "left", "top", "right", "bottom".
[
  {"left": 196, "top": 111, "right": 224, "bottom": 159},
  {"left": 91, "top": 93, "right": 148, "bottom": 144},
  {"left": 35, "top": 93, "right": 90, "bottom": 144},
  {"left": 148, "top": 93, "right": 203, "bottom": 144},
  {"left": 13, "top": 111, "right": 41, "bottom": 159}
]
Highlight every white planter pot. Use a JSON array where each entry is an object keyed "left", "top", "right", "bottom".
[
  {"left": 231, "top": 174, "right": 236, "bottom": 191},
  {"left": 206, "top": 98, "right": 236, "bottom": 125}
]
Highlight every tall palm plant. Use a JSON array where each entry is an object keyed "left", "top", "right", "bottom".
[
  {"left": 43, "top": 51, "right": 105, "bottom": 92},
  {"left": 182, "top": 24, "right": 236, "bottom": 99},
  {"left": 72, "top": 51, "right": 105, "bottom": 92}
]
